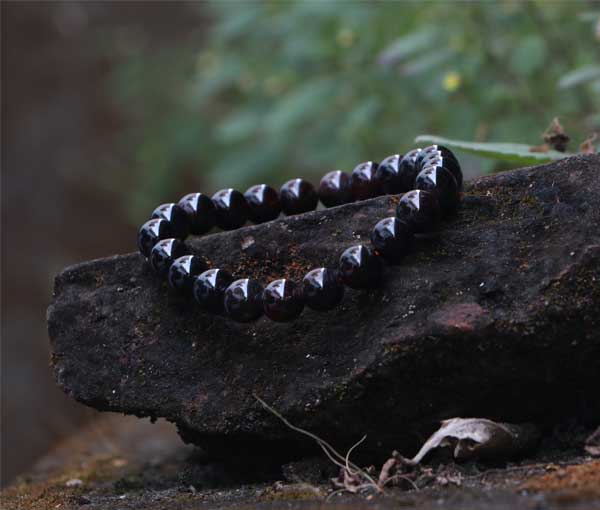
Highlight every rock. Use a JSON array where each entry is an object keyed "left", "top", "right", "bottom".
[{"left": 47, "top": 155, "right": 600, "bottom": 462}]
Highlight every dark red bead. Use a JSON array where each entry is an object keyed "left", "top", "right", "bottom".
[
  {"left": 370, "top": 217, "right": 414, "bottom": 263},
  {"left": 149, "top": 238, "right": 190, "bottom": 277},
  {"left": 137, "top": 218, "right": 174, "bottom": 258},
  {"left": 212, "top": 188, "right": 249, "bottom": 230},
  {"left": 280, "top": 178, "right": 318, "bottom": 215},
  {"left": 244, "top": 184, "right": 281, "bottom": 223},
  {"left": 178, "top": 193, "right": 217, "bottom": 235},
  {"left": 339, "top": 244, "right": 383, "bottom": 289},
  {"left": 420, "top": 154, "right": 463, "bottom": 190},
  {"left": 151, "top": 203, "right": 190, "bottom": 239},
  {"left": 351, "top": 161, "right": 380, "bottom": 200},
  {"left": 375, "top": 154, "right": 404, "bottom": 195},
  {"left": 263, "top": 279, "right": 304, "bottom": 322},
  {"left": 415, "top": 166, "right": 460, "bottom": 213},
  {"left": 318, "top": 170, "right": 353, "bottom": 207},
  {"left": 193, "top": 268, "right": 233, "bottom": 314},
  {"left": 168, "top": 255, "right": 207, "bottom": 294},
  {"left": 302, "top": 268, "right": 344, "bottom": 311},
  {"left": 396, "top": 190, "right": 441, "bottom": 233},
  {"left": 224, "top": 278, "right": 264, "bottom": 322}
]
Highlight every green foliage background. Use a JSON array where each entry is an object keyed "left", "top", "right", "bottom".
[{"left": 106, "top": 2, "right": 599, "bottom": 222}]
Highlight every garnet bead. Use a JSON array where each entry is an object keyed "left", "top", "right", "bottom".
[
  {"left": 224, "top": 278, "right": 264, "bottom": 322},
  {"left": 280, "top": 178, "right": 319, "bottom": 215},
  {"left": 193, "top": 268, "right": 233, "bottom": 314},
  {"left": 318, "top": 170, "right": 353, "bottom": 207},
  {"left": 351, "top": 161, "right": 380, "bottom": 200},
  {"left": 244, "top": 184, "right": 281, "bottom": 223},
  {"left": 178, "top": 193, "right": 217, "bottom": 235},
  {"left": 168, "top": 255, "right": 207, "bottom": 294},
  {"left": 375, "top": 154, "right": 404, "bottom": 195},
  {"left": 415, "top": 166, "right": 460, "bottom": 213},
  {"left": 151, "top": 203, "right": 190, "bottom": 239},
  {"left": 263, "top": 279, "right": 304, "bottom": 322},
  {"left": 396, "top": 190, "right": 441, "bottom": 233},
  {"left": 419, "top": 154, "right": 463, "bottom": 190},
  {"left": 137, "top": 218, "right": 174, "bottom": 258},
  {"left": 370, "top": 217, "right": 414, "bottom": 263},
  {"left": 212, "top": 188, "right": 249, "bottom": 230},
  {"left": 339, "top": 244, "right": 383, "bottom": 289},
  {"left": 149, "top": 238, "right": 190, "bottom": 277},
  {"left": 302, "top": 268, "right": 344, "bottom": 311}
]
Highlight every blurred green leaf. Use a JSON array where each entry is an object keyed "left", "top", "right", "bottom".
[
  {"left": 559, "top": 66, "right": 600, "bottom": 89},
  {"left": 415, "top": 135, "right": 573, "bottom": 164},
  {"left": 377, "top": 28, "right": 437, "bottom": 67},
  {"left": 509, "top": 35, "right": 546, "bottom": 76}
]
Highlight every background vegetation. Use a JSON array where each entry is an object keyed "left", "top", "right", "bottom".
[{"left": 106, "top": 2, "right": 599, "bottom": 222}]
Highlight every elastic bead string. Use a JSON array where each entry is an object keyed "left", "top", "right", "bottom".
[{"left": 137, "top": 145, "right": 463, "bottom": 323}]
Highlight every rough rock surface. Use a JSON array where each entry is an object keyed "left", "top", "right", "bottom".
[{"left": 47, "top": 155, "right": 600, "bottom": 461}]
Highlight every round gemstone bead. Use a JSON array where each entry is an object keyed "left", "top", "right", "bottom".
[
  {"left": 224, "top": 278, "right": 264, "bottom": 322},
  {"left": 370, "top": 217, "right": 414, "bottom": 263},
  {"left": 396, "top": 190, "right": 441, "bottom": 233},
  {"left": 375, "top": 154, "right": 403, "bottom": 195},
  {"left": 178, "top": 193, "right": 217, "bottom": 235},
  {"left": 193, "top": 268, "right": 233, "bottom": 314},
  {"left": 149, "top": 238, "right": 190, "bottom": 277},
  {"left": 339, "top": 244, "right": 383, "bottom": 289},
  {"left": 137, "top": 218, "right": 174, "bottom": 258},
  {"left": 351, "top": 161, "right": 380, "bottom": 200},
  {"left": 318, "top": 170, "right": 353, "bottom": 207},
  {"left": 419, "top": 154, "right": 463, "bottom": 190},
  {"left": 168, "top": 255, "right": 207, "bottom": 294},
  {"left": 151, "top": 203, "right": 190, "bottom": 239},
  {"left": 398, "top": 149, "right": 422, "bottom": 191},
  {"left": 244, "top": 184, "right": 281, "bottom": 223},
  {"left": 302, "top": 268, "right": 344, "bottom": 311},
  {"left": 280, "top": 178, "right": 318, "bottom": 215},
  {"left": 262, "top": 279, "right": 304, "bottom": 322},
  {"left": 211, "top": 188, "right": 249, "bottom": 230},
  {"left": 415, "top": 166, "right": 460, "bottom": 213}
]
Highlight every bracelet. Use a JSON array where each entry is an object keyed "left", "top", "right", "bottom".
[{"left": 137, "top": 144, "right": 462, "bottom": 323}]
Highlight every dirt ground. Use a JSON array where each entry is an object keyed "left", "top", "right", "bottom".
[{"left": 3, "top": 414, "right": 599, "bottom": 510}]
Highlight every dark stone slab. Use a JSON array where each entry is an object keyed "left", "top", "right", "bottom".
[{"left": 47, "top": 155, "right": 600, "bottom": 461}]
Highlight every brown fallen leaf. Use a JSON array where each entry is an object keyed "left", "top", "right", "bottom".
[
  {"left": 580, "top": 133, "right": 598, "bottom": 155},
  {"left": 542, "top": 117, "right": 570, "bottom": 152}
]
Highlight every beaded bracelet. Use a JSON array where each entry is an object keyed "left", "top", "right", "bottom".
[{"left": 137, "top": 145, "right": 462, "bottom": 323}]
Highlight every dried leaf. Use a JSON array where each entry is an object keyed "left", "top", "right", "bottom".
[
  {"left": 542, "top": 117, "right": 570, "bottom": 152},
  {"left": 580, "top": 133, "right": 598, "bottom": 155},
  {"left": 411, "top": 418, "right": 539, "bottom": 463}
]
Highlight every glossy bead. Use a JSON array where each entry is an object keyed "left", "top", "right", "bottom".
[
  {"left": 415, "top": 166, "right": 460, "bottom": 213},
  {"left": 339, "top": 244, "right": 383, "bottom": 289},
  {"left": 224, "top": 278, "right": 264, "bottom": 322},
  {"left": 419, "top": 154, "right": 463, "bottom": 190},
  {"left": 193, "top": 268, "right": 233, "bottom": 314},
  {"left": 396, "top": 190, "right": 441, "bottom": 233},
  {"left": 318, "top": 170, "right": 353, "bottom": 207},
  {"left": 151, "top": 203, "right": 190, "bottom": 239},
  {"left": 178, "top": 193, "right": 217, "bottom": 235},
  {"left": 137, "top": 218, "right": 174, "bottom": 258},
  {"left": 212, "top": 188, "right": 249, "bottom": 230},
  {"left": 375, "top": 154, "right": 403, "bottom": 195},
  {"left": 302, "top": 268, "right": 344, "bottom": 311},
  {"left": 351, "top": 161, "right": 380, "bottom": 200},
  {"left": 398, "top": 149, "right": 422, "bottom": 191},
  {"left": 370, "top": 217, "right": 414, "bottom": 262},
  {"left": 244, "top": 184, "right": 281, "bottom": 223},
  {"left": 263, "top": 279, "right": 304, "bottom": 322},
  {"left": 280, "top": 178, "right": 318, "bottom": 215},
  {"left": 167, "top": 255, "right": 207, "bottom": 294},
  {"left": 149, "top": 238, "right": 190, "bottom": 277}
]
